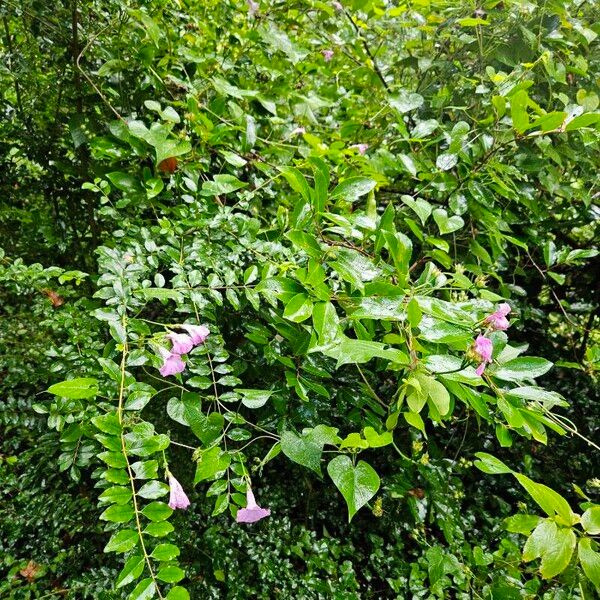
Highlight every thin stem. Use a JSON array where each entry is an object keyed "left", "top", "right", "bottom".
[
  {"left": 356, "top": 364, "right": 387, "bottom": 408},
  {"left": 117, "top": 316, "right": 164, "bottom": 599}
]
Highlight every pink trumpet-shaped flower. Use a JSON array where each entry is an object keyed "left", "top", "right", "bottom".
[
  {"left": 333, "top": 1, "right": 343, "bottom": 10},
  {"left": 322, "top": 49, "right": 334, "bottom": 62},
  {"left": 236, "top": 488, "right": 271, "bottom": 524},
  {"left": 350, "top": 143, "right": 369, "bottom": 155},
  {"left": 168, "top": 474, "right": 190, "bottom": 510},
  {"left": 158, "top": 347, "right": 186, "bottom": 377},
  {"left": 473, "top": 335, "right": 493, "bottom": 376},
  {"left": 484, "top": 303, "right": 511, "bottom": 331},
  {"left": 291, "top": 126, "right": 306, "bottom": 135},
  {"left": 181, "top": 324, "right": 210, "bottom": 346},
  {"left": 167, "top": 332, "right": 194, "bottom": 355}
]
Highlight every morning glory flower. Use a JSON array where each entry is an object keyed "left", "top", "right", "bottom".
[
  {"left": 291, "top": 126, "right": 306, "bottom": 135},
  {"left": 167, "top": 332, "right": 194, "bottom": 355},
  {"left": 236, "top": 488, "right": 271, "bottom": 524},
  {"left": 247, "top": 0, "right": 259, "bottom": 16},
  {"left": 158, "top": 347, "right": 186, "bottom": 377},
  {"left": 181, "top": 324, "right": 210, "bottom": 346},
  {"left": 350, "top": 143, "right": 369, "bottom": 155},
  {"left": 168, "top": 473, "right": 190, "bottom": 510},
  {"left": 333, "top": 1, "right": 343, "bottom": 10},
  {"left": 473, "top": 335, "right": 493, "bottom": 376},
  {"left": 322, "top": 49, "right": 334, "bottom": 62},
  {"left": 485, "top": 303, "right": 511, "bottom": 331}
]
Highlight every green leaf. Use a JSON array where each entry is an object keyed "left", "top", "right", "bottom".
[
  {"left": 279, "top": 167, "right": 311, "bottom": 201},
  {"left": 167, "top": 396, "right": 223, "bottom": 444},
  {"left": 137, "top": 481, "right": 169, "bottom": 499},
  {"left": 99, "top": 485, "right": 132, "bottom": 505},
  {"left": 212, "top": 493, "right": 229, "bottom": 516},
  {"left": 330, "top": 177, "right": 377, "bottom": 203},
  {"left": 400, "top": 195, "right": 431, "bottom": 225},
  {"left": 525, "top": 111, "right": 566, "bottom": 133},
  {"left": 320, "top": 336, "right": 408, "bottom": 367},
  {"left": 47, "top": 378, "right": 98, "bottom": 399},
  {"left": 523, "top": 520, "right": 576, "bottom": 579},
  {"left": 565, "top": 248, "right": 599, "bottom": 263},
  {"left": 514, "top": 474, "right": 574, "bottom": 525},
  {"left": 141, "top": 502, "right": 173, "bottom": 522},
  {"left": 92, "top": 413, "right": 121, "bottom": 435},
  {"left": 424, "top": 378, "right": 450, "bottom": 416},
  {"left": 582, "top": 506, "right": 600, "bottom": 535},
  {"left": 435, "top": 153, "right": 458, "bottom": 171},
  {"left": 100, "top": 503, "right": 135, "bottom": 523},
  {"left": 283, "top": 293, "right": 313, "bottom": 323},
  {"left": 494, "top": 357, "right": 553, "bottom": 381},
  {"left": 136, "top": 288, "right": 182, "bottom": 303},
  {"left": 104, "top": 529, "right": 139, "bottom": 553},
  {"left": 211, "top": 77, "right": 258, "bottom": 99},
  {"left": 347, "top": 296, "right": 405, "bottom": 321},
  {"left": 473, "top": 452, "right": 513, "bottom": 475},
  {"left": 403, "top": 411, "right": 426, "bottom": 434},
  {"left": 154, "top": 139, "right": 191, "bottom": 165},
  {"left": 151, "top": 543, "right": 180, "bottom": 561},
  {"left": 383, "top": 231, "right": 412, "bottom": 275},
  {"left": 504, "top": 514, "right": 541, "bottom": 535},
  {"left": 156, "top": 566, "right": 185, "bottom": 583},
  {"left": 432, "top": 209, "right": 464, "bottom": 234},
  {"left": 107, "top": 172, "right": 140, "bottom": 192},
  {"left": 510, "top": 89, "right": 530, "bottom": 133},
  {"left": 327, "top": 456, "right": 380, "bottom": 521},
  {"left": 127, "top": 577, "right": 156, "bottom": 600},
  {"left": 312, "top": 301, "right": 341, "bottom": 345},
  {"left": 194, "top": 447, "right": 231, "bottom": 482},
  {"left": 398, "top": 153, "right": 417, "bottom": 177},
  {"left": 131, "top": 460, "right": 159, "bottom": 479},
  {"left": 424, "top": 355, "right": 463, "bottom": 374},
  {"left": 236, "top": 389, "right": 273, "bottom": 409},
  {"left": 144, "top": 521, "right": 174, "bottom": 538},
  {"left": 389, "top": 90, "right": 424, "bottom": 113},
  {"left": 166, "top": 587, "right": 190, "bottom": 600},
  {"left": 578, "top": 538, "right": 600, "bottom": 589},
  {"left": 200, "top": 174, "right": 247, "bottom": 196},
  {"left": 363, "top": 427, "right": 392, "bottom": 448},
  {"left": 506, "top": 386, "right": 567, "bottom": 409},
  {"left": 116, "top": 554, "right": 145, "bottom": 588},
  {"left": 565, "top": 112, "right": 600, "bottom": 131},
  {"left": 280, "top": 430, "right": 323, "bottom": 475},
  {"left": 258, "top": 22, "right": 308, "bottom": 64},
  {"left": 340, "top": 432, "right": 369, "bottom": 449}
]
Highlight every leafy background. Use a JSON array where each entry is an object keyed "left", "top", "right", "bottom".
[{"left": 1, "top": 0, "right": 599, "bottom": 598}]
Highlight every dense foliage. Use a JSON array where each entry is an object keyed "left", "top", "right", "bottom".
[{"left": 1, "top": 0, "right": 599, "bottom": 598}]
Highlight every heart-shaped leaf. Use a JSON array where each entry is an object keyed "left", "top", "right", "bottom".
[
  {"left": 327, "top": 455, "right": 380, "bottom": 521},
  {"left": 281, "top": 431, "right": 323, "bottom": 475},
  {"left": 401, "top": 195, "right": 432, "bottom": 225},
  {"left": 433, "top": 209, "right": 464, "bottom": 235}
]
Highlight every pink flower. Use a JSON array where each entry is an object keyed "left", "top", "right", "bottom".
[
  {"left": 350, "top": 143, "right": 369, "bottom": 155},
  {"left": 181, "top": 324, "right": 210, "bottom": 346},
  {"left": 322, "top": 49, "right": 334, "bottom": 62},
  {"left": 168, "top": 474, "right": 190, "bottom": 510},
  {"left": 247, "top": 0, "right": 259, "bottom": 16},
  {"left": 484, "top": 303, "right": 511, "bottom": 331},
  {"left": 291, "top": 126, "right": 306, "bottom": 135},
  {"left": 158, "top": 347, "right": 186, "bottom": 377},
  {"left": 473, "top": 335, "right": 493, "bottom": 376},
  {"left": 167, "top": 332, "right": 194, "bottom": 355},
  {"left": 333, "top": 1, "right": 343, "bottom": 10},
  {"left": 236, "top": 488, "right": 271, "bottom": 524}
]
